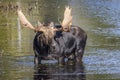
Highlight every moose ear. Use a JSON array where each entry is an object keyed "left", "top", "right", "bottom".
[
  {"left": 49, "top": 22, "right": 54, "bottom": 27},
  {"left": 37, "top": 21, "right": 42, "bottom": 26}
]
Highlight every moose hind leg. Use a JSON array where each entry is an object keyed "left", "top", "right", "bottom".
[
  {"left": 76, "top": 49, "right": 84, "bottom": 63},
  {"left": 76, "top": 39, "right": 87, "bottom": 63}
]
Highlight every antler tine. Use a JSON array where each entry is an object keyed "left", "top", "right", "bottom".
[
  {"left": 61, "top": 6, "right": 72, "bottom": 32},
  {"left": 17, "top": 10, "right": 35, "bottom": 30}
]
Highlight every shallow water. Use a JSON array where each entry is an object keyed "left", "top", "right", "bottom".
[{"left": 0, "top": 0, "right": 120, "bottom": 80}]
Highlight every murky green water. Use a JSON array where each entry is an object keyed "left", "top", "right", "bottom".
[{"left": 0, "top": 0, "right": 120, "bottom": 80}]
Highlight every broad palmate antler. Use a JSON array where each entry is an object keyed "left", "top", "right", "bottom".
[
  {"left": 61, "top": 6, "right": 72, "bottom": 32},
  {"left": 17, "top": 10, "right": 35, "bottom": 30}
]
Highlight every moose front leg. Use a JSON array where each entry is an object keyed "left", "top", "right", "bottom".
[
  {"left": 58, "top": 56, "right": 65, "bottom": 65},
  {"left": 34, "top": 55, "right": 42, "bottom": 65}
]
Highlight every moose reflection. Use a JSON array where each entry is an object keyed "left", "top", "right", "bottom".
[
  {"left": 34, "top": 63, "right": 86, "bottom": 80},
  {"left": 18, "top": 6, "right": 87, "bottom": 65}
]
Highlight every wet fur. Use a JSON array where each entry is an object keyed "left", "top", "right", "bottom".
[{"left": 33, "top": 25, "right": 87, "bottom": 64}]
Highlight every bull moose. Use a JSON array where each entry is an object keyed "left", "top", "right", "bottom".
[{"left": 18, "top": 6, "right": 87, "bottom": 65}]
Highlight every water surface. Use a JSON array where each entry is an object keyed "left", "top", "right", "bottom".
[{"left": 0, "top": 0, "right": 120, "bottom": 80}]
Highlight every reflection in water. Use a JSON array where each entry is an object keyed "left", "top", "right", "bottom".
[
  {"left": 17, "top": 16, "right": 22, "bottom": 51},
  {"left": 34, "top": 63, "right": 85, "bottom": 80}
]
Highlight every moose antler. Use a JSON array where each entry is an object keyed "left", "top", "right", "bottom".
[
  {"left": 17, "top": 10, "right": 58, "bottom": 32},
  {"left": 18, "top": 6, "right": 73, "bottom": 32},
  {"left": 61, "top": 6, "right": 72, "bottom": 32},
  {"left": 17, "top": 10, "right": 35, "bottom": 30}
]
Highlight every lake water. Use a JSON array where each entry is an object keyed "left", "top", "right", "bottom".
[{"left": 0, "top": 0, "right": 120, "bottom": 80}]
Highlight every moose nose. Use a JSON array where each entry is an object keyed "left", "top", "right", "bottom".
[
  {"left": 53, "top": 46, "right": 55, "bottom": 50},
  {"left": 52, "top": 43, "right": 56, "bottom": 49}
]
